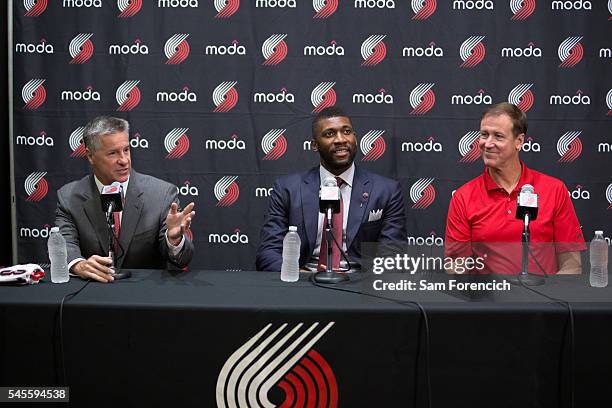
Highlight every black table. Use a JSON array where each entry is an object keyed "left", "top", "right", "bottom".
[{"left": 1, "top": 270, "right": 611, "bottom": 407}]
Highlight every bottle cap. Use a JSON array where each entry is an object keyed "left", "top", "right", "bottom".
[
  {"left": 50, "top": 227, "right": 60, "bottom": 233},
  {"left": 289, "top": 226, "right": 297, "bottom": 232}
]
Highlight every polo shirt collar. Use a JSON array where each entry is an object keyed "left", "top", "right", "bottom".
[{"left": 483, "top": 161, "right": 534, "bottom": 193}]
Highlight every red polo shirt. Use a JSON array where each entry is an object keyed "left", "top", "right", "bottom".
[{"left": 445, "top": 163, "right": 586, "bottom": 275}]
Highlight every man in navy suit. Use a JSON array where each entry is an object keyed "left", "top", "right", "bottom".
[{"left": 256, "top": 106, "right": 407, "bottom": 272}]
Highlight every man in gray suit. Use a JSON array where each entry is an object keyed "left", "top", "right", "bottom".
[{"left": 55, "top": 116, "right": 195, "bottom": 283}]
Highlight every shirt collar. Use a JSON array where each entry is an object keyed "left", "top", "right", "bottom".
[
  {"left": 483, "top": 161, "right": 533, "bottom": 193},
  {"left": 94, "top": 175, "right": 129, "bottom": 196},
  {"left": 319, "top": 163, "right": 355, "bottom": 188}
]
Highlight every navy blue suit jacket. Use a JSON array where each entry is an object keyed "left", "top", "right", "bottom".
[{"left": 256, "top": 166, "right": 407, "bottom": 272}]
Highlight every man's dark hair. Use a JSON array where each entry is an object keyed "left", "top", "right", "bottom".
[
  {"left": 311, "top": 106, "right": 349, "bottom": 137},
  {"left": 481, "top": 102, "right": 527, "bottom": 136}
]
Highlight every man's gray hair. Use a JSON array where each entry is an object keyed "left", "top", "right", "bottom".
[{"left": 83, "top": 116, "right": 130, "bottom": 152}]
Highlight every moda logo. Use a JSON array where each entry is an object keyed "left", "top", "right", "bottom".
[
  {"left": 24, "top": 172, "right": 48, "bottom": 202},
  {"left": 355, "top": 0, "right": 395, "bottom": 8},
  {"left": 410, "top": 178, "right": 436, "bottom": 209},
  {"left": 24, "top": 0, "right": 47, "bottom": 16},
  {"left": 501, "top": 41, "right": 542, "bottom": 58},
  {"left": 157, "top": 86, "right": 198, "bottom": 102},
  {"left": 216, "top": 322, "right": 338, "bottom": 408},
  {"left": 313, "top": 0, "right": 338, "bottom": 18},
  {"left": 311, "top": 82, "right": 336, "bottom": 113},
  {"left": 177, "top": 180, "right": 199, "bottom": 196},
  {"left": 158, "top": 0, "right": 199, "bottom": 7},
  {"left": 262, "top": 34, "right": 288, "bottom": 66},
  {"left": 164, "top": 128, "right": 190, "bottom": 159},
  {"left": 510, "top": 0, "right": 536, "bottom": 19},
  {"left": 360, "top": 130, "right": 386, "bottom": 161},
  {"left": 402, "top": 41, "right": 444, "bottom": 58},
  {"left": 165, "top": 34, "right": 190, "bottom": 64},
  {"left": 213, "top": 81, "right": 239, "bottom": 112},
  {"left": 551, "top": 0, "right": 591, "bottom": 10},
  {"left": 117, "top": 0, "right": 142, "bottom": 17},
  {"left": 204, "top": 134, "right": 246, "bottom": 150},
  {"left": 558, "top": 36, "right": 583, "bottom": 68},
  {"left": 69, "top": 126, "right": 87, "bottom": 157},
  {"left": 16, "top": 130, "right": 54, "bottom": 147},
  {"left": 215, "top": 0, "right": 239, "bottom": 17},
  {"left": 550, "top": 90, "right": 590, "bottom": 105},
  {"left": 361, "top": 35, "right": 387, "bottom": 66},
  {"left": 215, "top": 176, "right": 240, "bottom": 207},
  {"left": 353, "top": 88, "right": 393, "bottom": 104},
  {"left": 20, "top": 224, "right": 52, "bottom": 239},
  {"left": 254, "top": 87, "right": 295, "bottom": 103},
  {"left": 205, "top": 40, "right": 247, "bottom": 55},
  {"left": 409, "top": 83, "right": 435, "bottom": 115},
  {"left": 606, "top": 183, "right": 612, "bottom": 209},
  {"left": 115, "top": 80, "right": 141, "bottom": 111},
  {"left": 453, "top": 0, "right": 493, "bottom": 9},
  {"left": 412, "top": 0, "right": 436, "bottom": 19},
  {"left": 601, "top": 47, "right": 612, "bottom": 59},
  {"left": 597, "top": 141, "right": 611, "bottom": 153},
  {"left": 458, "top": 131, "right": 481, "bottom": 163},
  {"left": 61, "top": 86, "right": 101, "bottom": 102},
  {"left": 607, "top": 89, "right": 612, "bottom": 116},
  {"left": 129, "top": 133, "right": 149, "bottom": 149},
  {"left": 569, "top": 184, "right": 590, "bottom": 200},
  {"left": 22, "top": 79, "right": 46, "bottom": 110},
  {"left": 401, "top": 136, "right": 442, "bottom": 152},
  {"left": 255, "top": 0, "right": 296, "bottom": 7},
  {"left": 255, "top": 186, "right": 273, "bottom": 197},
  {"left": 508, "top": 83, "right": 534, "bottom": 112},
  {"left": 304, "top": 40, "right": 344, "bottom": 56},
  {"left": 109, "top": 39, "right": 149, "bottom": 54},
  {"left": 459, "top": 36, "right": 485, "bottom": 68},
  {"left": 261, "top": 129, "right": 288, "bottom": 160},
  {"left": 15, "top": 39, "right": 54, "bottom": 54},
  {"left": 408, "top": 232, "right": 444, "bottom": 246},
  {"left": 208, "top": 228, "right": 249, "bottom": 244},
  {"left": 557, "top": 131, "right": 582, "bottom": 163},
  {"left": 63, "top": 0, "right": 102, "bottom": 7},
  {"left": 521, "top": 136, "right": 541, "bottom": 152},
  {"left": 451, "top": 89, "right": 492, "bottom": 105}
]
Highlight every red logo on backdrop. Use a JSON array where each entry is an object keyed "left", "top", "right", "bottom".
[
  {"left": 508, "top": 83, "right": 534, "bottom": 112},
  {"left": 164, "top": 128, "right": 190, "bottom": 159},
  {"left": 215, "top": 176, "right": 240, "bottom": 207},
  {"left": 69, "top": 126, "right": 87, "bottom": 157},
  {"left": 311, "top": 82, "right": 337, "bottom": 113},
  {"left": 412, "top": 0, "right": 436, "bottom": 20},
  {"left": 606, "top": 183, "right": 612, "bottom": 209},
  {"left": 361, "top": 35, "right": 387, "bottom": 66},
  {"left": 313, "top": 0, "right": 338, "bottom": 18},
  {"left": 116, "top": 80, "right": 141, "bottom": 111},
  {"left": 165, "top": 34, "right": 190, "bottom": 64},
  {"left": 22, "top": 79, "right": 46, "bottom": 110},
  {"left": 24, "top": 0, "right": 47, "bottom": 16},
  {"left": 459, "top": 36, "right": 485, "bottom": 68},
  {"left": 360, "top": 130, "right": 386, "bottom": 161},
  {"left": 510, "top": 0, "right": 535, "bottom": 20},
  {"left": 262, "top": 34, "right": 288, "bottom": 65},
  {"left": 557, "top": 131, "right": 582, "bottom": 163},
  {"left": 558, "top": 36, "right": 583, "bottom": 68},
  {"left": 213, "top": 81, "right": 239, "bottom": 112},
  {"left": 216, "top": 322, "right": 338, "bottom": 408},
  {"left": 69, "top": 33, "right": 94, "bottom": 64},
  {"left": 458, "top": 131, "right": 481, "bottom": 163},
  {"left": 215, "top": 0, "right": 240, "bottom": 18},
  {"left": 410, "top": 178, "right": 436, "bottom": 209},
  {"left": 24, "top": 172, "right": 48, "bottom": 202},
  {"left": 261, "top": 129, "right": 288, "bottom": 160},
  {"left": 409, "top": 83, "right": 435, "bottom": 115},
  {"left": 117, "top": 0, "right": 142, "bottom": 17},
  {"left": 607, "top": 89, "right": 612, "bottom": 116}
]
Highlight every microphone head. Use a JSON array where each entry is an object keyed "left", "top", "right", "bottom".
[
  {"left": 520, "top": 184, "right": 534, "bottom": 194},
  {"left": 322, "top": 177, "right": 337, "bottom": 187}
]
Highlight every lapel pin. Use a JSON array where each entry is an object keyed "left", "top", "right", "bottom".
[{"left": 361, "top": 192, "right": 369, "bottom": 207}]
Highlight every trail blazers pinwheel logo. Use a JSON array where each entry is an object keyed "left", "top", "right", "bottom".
[
  {"left": 311, "top": 82, "right": 337, "bottom": 113},
  {"left": 117, "top": 0, "right": 142, "bottom": 17},
  {"left": 262, "top": 34, "right": 288, "bottom": 66},
  {"left": 410, "top": 83, "right": 435, "bottom": 115},
  {"left": 25, "top": 172, "right": 48, "bottom": 202},
  {"left": 69, "top": 33, "right": 94, "bottom": 64},
  {"left": 24, "top": 0, "right": 47, "bottom": 16},
  {"left": 360, "top": 130, "right": 386, "bottom": 161},
  {"left": 361, "top": 35, "right": 387, "bottom": 66},
  {"left": 216, "top": 322, "right": 338, "bottom": 408},
  {"left": 558, "top": 36, "right": 583, "bottom": 68},
  {"left": 213, "top": 81, "right": 239, "bottom": 112},
  {"left": 508, "top": 83, "right": 534, "bottom": 112},
  {"left": 313, "top": 0, "right": 338, "bottom": 18},
  {"left": 22, "top": 79, "right": 46, "bottom": 110},
  {"left": 215, "top": 0, "right": 240, "bottom": 18},
  {"left": 215, "top": 176, "right": 240, "bottom": 207},
  {"left": 116, "top": 80, "right": 141, "bottom": 111},
  {"left": 261, "top": 129, "right": 288, "bottom": 160},
  {"left": 165, "top": 34, "right": 190, "bottom": 65},
  {"left": 69, "top": 126, "right": 87, "bottom": 158},
  {"left": 510, "top": 0, "right": 535, "bottom": 20},
  {"left": 412, "top": 0, "right": 436, "bottom": 20},
  {"left": 459, "top": 36, "right": 485, "bottom": 68},
  {"left": 557, "top": 131, "right": 582, "bottom": 163},
  {"left": 606, "top": 183, "right": 612, "bottom": 209},
  {"left": 607, "top": 89, "right": 612, "bottom": 116},
  {"left": 410, "top": 178, "right": 436, "bottom": 209},
  {"left": 458, "top": 131, "right": 481, "bottom": 163},
  {"left": 609, "top": 0, "right": 612, "bottom": 20},
  {"left": 164, "top": 128, "right": 190, "bottom": 159}
]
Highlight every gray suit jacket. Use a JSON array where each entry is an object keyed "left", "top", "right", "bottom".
[{"left": 55, "top": 170, "right": 193, "bottom": 269}]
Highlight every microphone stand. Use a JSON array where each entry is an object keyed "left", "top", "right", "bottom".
[
  {"left": 314, "top": 207, "right": 349, "bottom": 284},
  {"left": 105, "top": 203, "right": 131, "bottom": 280},
  {"left": 509, "top": 213, "right": 544, "bottom": 286}
]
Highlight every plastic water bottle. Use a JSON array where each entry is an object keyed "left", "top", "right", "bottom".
[
  {"left": 280, "top": 226, "right": 300, "bottom": 282},
  {"left": 48, "top": 227, "right": 69, "bottom": 283},
  {"left": 589, "top": 230, "right": 608, "bottom": 288}
]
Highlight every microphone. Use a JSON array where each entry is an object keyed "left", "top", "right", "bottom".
[
  {"left": 516, "top": 184, "right": 538, "bottom": 222},
  {"left": 319, "top": 177, "right": 340, "bottom": 214},
  {"left": 100, "top": 182, "right": 123, "bottom": 213}
]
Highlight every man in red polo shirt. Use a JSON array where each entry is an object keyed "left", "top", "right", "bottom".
[{"left": 445, "top": 102, "right": 585, "bottom": 275}]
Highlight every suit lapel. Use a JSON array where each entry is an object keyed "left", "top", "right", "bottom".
[
  {"left": 117, "top": 172, "right": 144, "bottom": 268},
  {"left": 82, "top": 176, "right": 109, "bottom": 255},
  {"left": 346, "top": 166, "right": 370, "bottom": 250},
  {"left": 301, "top": 167, "right": 320, "bottom": 253}
]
